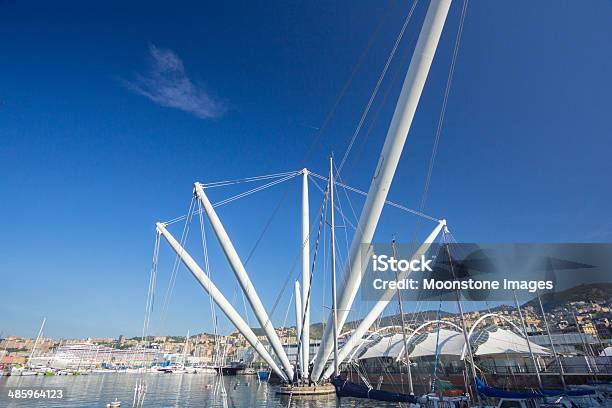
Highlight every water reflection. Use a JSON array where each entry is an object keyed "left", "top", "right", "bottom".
[{"left": 0, "top": 374, "right": 400, "bottom": 407}]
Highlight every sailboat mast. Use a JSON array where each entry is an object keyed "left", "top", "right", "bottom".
[
  {"left": 392, "top": 240, "right": 414, "bottom": 394},
  {"left": 330, "top": 156, "right": 339, "bottom": 377},
  {"left": 537, "top": 293, "right": 566, "bottom": 390},
  {"left": 183, "top": 330, "right": 190, "bottom": 366},
  {"left": 442, "top": 239, "right": 481, "bottom": 406},
  {"left": 513, "top": 290, "right": 543, "bottom": 389},
  {"left": 26, "top": 317, "right": 46, "bottom": 369}
]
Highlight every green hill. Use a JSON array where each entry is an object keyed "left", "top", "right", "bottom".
[{"left": 524, "top": 282, "right": 612, "bottom": 311}]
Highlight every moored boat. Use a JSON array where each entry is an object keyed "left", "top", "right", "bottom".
[{"left": 256, "top": 370, "right": 270, "bottom": 381}]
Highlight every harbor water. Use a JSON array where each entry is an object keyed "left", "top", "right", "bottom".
[{"left": 0, "top": 374, "right": 398, "bottom": 407}]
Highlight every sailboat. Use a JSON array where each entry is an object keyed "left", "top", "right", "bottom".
[
  {"left": 160, "top": 331, "right": 190, "bottom": 373},
  {"left": 11, "top": 318, "right": 46, "bottom": 376}
]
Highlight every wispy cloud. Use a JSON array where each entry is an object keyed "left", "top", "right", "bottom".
[{"left": 122, "top": 45, "right": 225, "bottom": 119}]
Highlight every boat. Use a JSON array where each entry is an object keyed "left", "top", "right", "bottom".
[
  {"left": 105, "top": 399, "right": 121, "bottom": 408},
  {"left": 419, "top": 393, "right": 471, "bottom": 408},
  {"left": 331, "top": 375, "right": 418, "bottom": 404},
  {"left": 475, "top": 377, "right": 611, "bottom": 408},
  {"left": 256, "top": 370, "right": 270, "bottom": 381},
  {"left": 218, "top": 364, "right": 241, "bottom": 376},
  {"left": 159, "top": 364, "right": 187, "bottom": 374},
  {"left": 241, "top": 367, "right": 256, "bottom": 375},
  {"left": 193, "top": 364, "right": 216, "bottom": 374},
  {"left": 476, "top": 377, "right": 543, "bottom": 400},
  {"left": 215, "top": 360, "right": 244, "bottom": 376},
  {"left": 10, "top": 365, "right": 36, "bottom": 376},
  {"left": 11, "top": 318, "right": 47, "bottom": 377}
]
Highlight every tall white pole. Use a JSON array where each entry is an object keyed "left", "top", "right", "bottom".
[
  {"left": 301, "top": 168, "right": 311, "bottom": 380},
  {"left": 156, "top": 222, "right": 288, "bottom": 382},
  {"left": 330, "top": 156, "right": 339, "bottom": 378},
  {"left": 26, "top": 317, "right": 46, "bottom": 369},
  {"left": 194, "top": 183, "right": 295, "bottom": 380},
  {"left": 311, "top": 0, "right": 452, "bottom": 382},
  {"left": 513, "top": 290, "right": 543, "bottom": 389},
  {"left": 320, "top": 220, "right": 445, "bottom": 380},
  {"left": 294, "top": 280, "right": 303, "bottom": 380}
]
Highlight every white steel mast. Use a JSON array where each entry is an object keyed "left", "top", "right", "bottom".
[
  {"left": 194, "top": 182, "right": 294, "bottom": 380},
  {"left": 156, "top": 222, "right": 288, "bottom": 382},
  {"left": 329, "top": 156, "right": 339, "bottom": 377},
  {"left": 311, "top": 0, "right": 452, "bottom": 382},
  {"left": 301, "top": 168, "right": 311, "bottom": 380}
]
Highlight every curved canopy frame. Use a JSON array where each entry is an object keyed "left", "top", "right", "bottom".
[
  {"left": 396, "top": 320, "right": 463, "bottom": 362},
  {"left": 347, "top": 325, "right": 405, "bottom": 363},
  {"left": 461, "top": 312, "right": 531, "bottom": 360}
]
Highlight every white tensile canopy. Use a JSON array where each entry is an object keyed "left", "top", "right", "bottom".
[
  {"left": 600, "top": 347, "right": 612, "bottom": 357},
  {"left": 472, "top": 328, "right": 550, "bottom": 356},
  {"left": 354, "top": 327, "right": 549, "bottom": 361},
  {"left": 356, "top": 329, "right": 465, "bottom": 360}
]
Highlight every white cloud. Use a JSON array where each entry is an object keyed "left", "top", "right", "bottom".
[{"left": 123, "top": 45, "right": 225, "bottom": 119}]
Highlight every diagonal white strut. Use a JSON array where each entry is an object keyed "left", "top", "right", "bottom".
[
  {"left": 310, "top": 0, "right": 452, "bottom": 382},
  {"left": 155, "top": 222, "right": 288, "bottom": 382},
  {"left": 321, "top": 220, "right": 445, "bottom": 379},
  {"left": 300, "top": 168, "right": 311, "bottom": 379},
  {"left": 194, "top": 182, "right": 295, "bottom": 380}
]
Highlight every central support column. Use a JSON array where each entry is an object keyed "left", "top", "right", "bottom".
[
  {"left": 194, "top": 183, "right": 294, "bottom": 381},
  {"left": 156, "top": 222, "right": 287, "bottom": 382},
  {"left": 310, "top": 0, "right": 452, "bottom": 382},
  {"left": 294, "top": 280, "right": 304, "bottom": 379},
  {"left": 301, "top": 168, "right": 311, "bottom": 380}
]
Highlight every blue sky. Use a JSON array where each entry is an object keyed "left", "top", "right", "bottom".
[{"left": 1, "top": 1, "right": 611, "bottom": 339}]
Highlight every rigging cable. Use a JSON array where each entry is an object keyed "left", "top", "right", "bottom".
[
  {"left": 159, "top": 196, "right": 196, "bottom": 330},
  {"left": 337, "top": 0, "right": 421, "bottom": 173},
  {"left": 142, "top": 232, "right": 160, "bottom": 346},
  {"left": 212, "top": 172, "right": 299, "bottom": 208},
  {"left": 219, "top": 1, "right": 401, "bottom": 317},
  {"left": 300, "top": 0, "right": 396, "bottom": 165},
  {"left": 259, "top": 180, "right": 329, "bottom": 333},
  {"left": 309, "top": 171, "right": 439, "bottom": 222},
  {"left": 308, "top": 175, "right": 357, "bottom": 230},
  {"left": 196, "top": 198, "right": 224, "bottom": 371},
  {"left": 203, "top": 171, "right": 298, "bottom": 188},
  {"left": 162, "top": 171, "right": 300, "bottom": 226},
  {"left": 295, "top": 180, "right": 329, "bottom": 374},
  {"left": 414, "top": 0, "right": 469, "bottom": 238}
]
